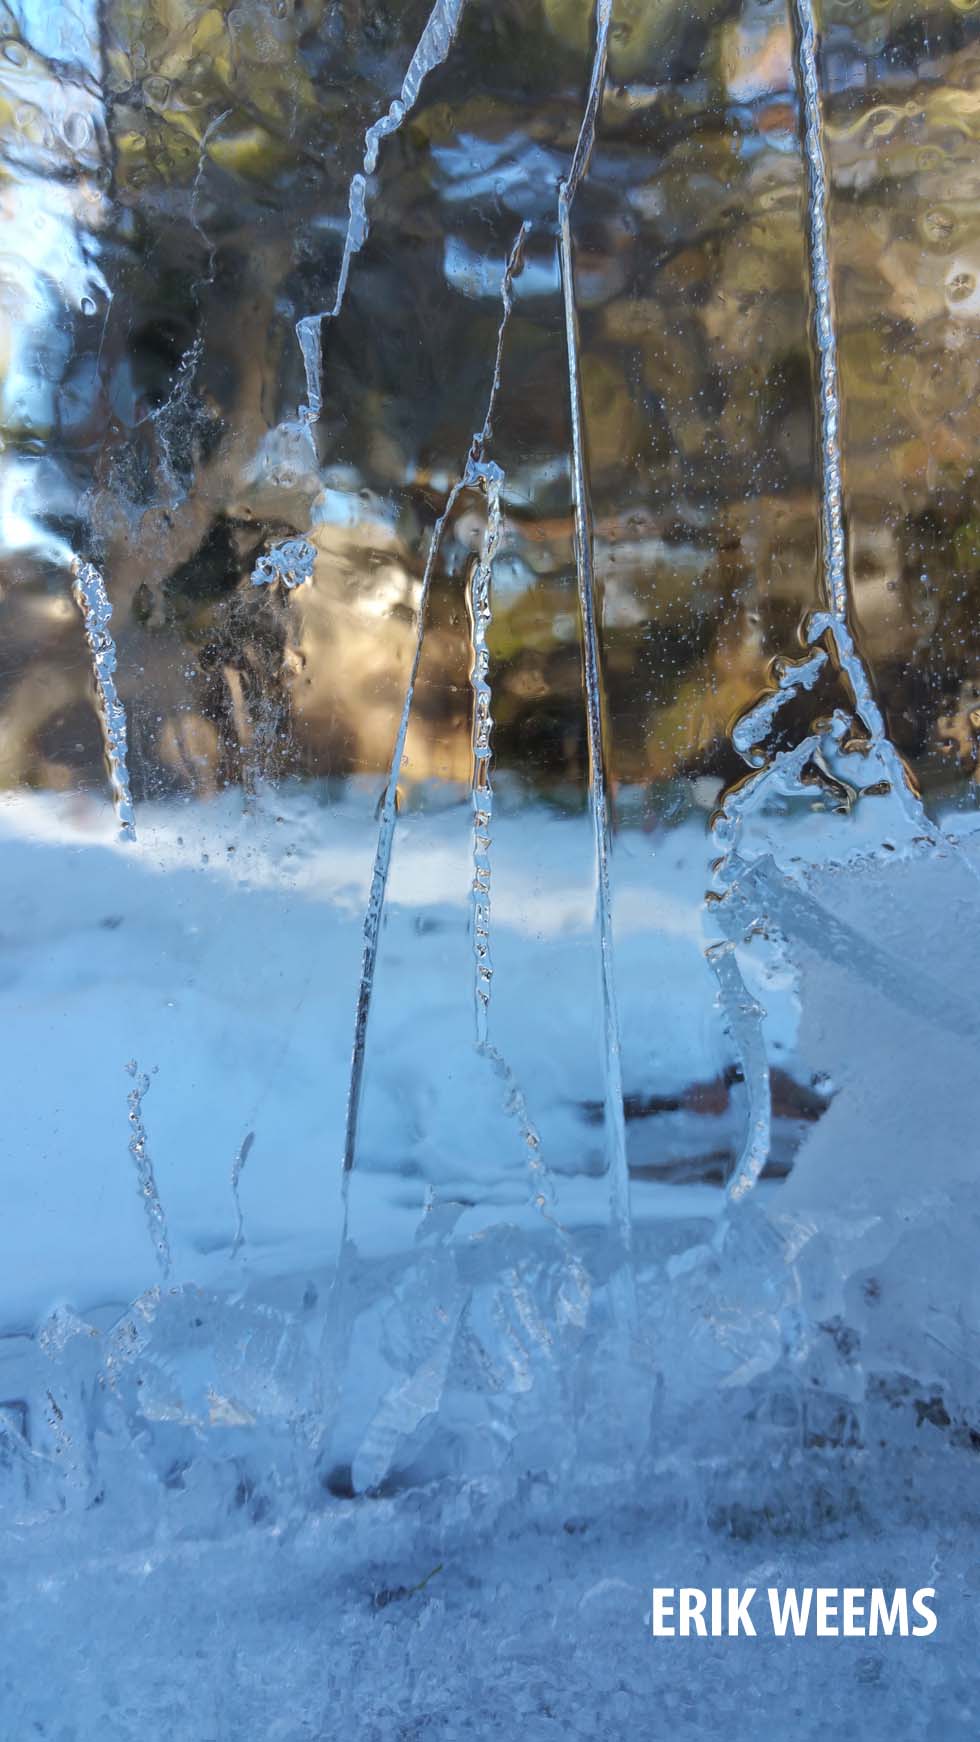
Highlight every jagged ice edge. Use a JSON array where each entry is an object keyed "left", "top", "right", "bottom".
[{"left": 295, "top": 0, "right": 468, "bottom": 424}]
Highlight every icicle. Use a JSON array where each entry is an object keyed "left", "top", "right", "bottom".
[
  {"left": 340, "top": 485, "right": 460, "bottom": 1177},
  {"left": 703, "top": 0, "right": 937, "bottom": 1206},
  {"left": 478, "top": 222, "right": 531, "bottom": 445},
  {"left": 563, "top": 0, "right": 613, "bottom": 202},
  {"left": 341, "top": 223, "right": 530, "bottom": 1182},
  {"left": 793, "top": 0, "right": 847, "bottom": 625},
  {"left": 464, "top": 464, "right": 562, "bottom": 1224},
  {"left": 557, "top": 0, "right": 633, "bottom": 1279},
  {"left": 363, "top": 0, "right": 465, "bottom": 173},
  {"left": 296, "top": 0, "right": 467, "bottom": 424},
  {"left": 125, "top": 1062, "right": 170, "bottom": 1278},
  {"left": 70, "top": 559, "right": 136, "bottom": 841},
  {"left": 791, "top": 0, "right": 924, "bottom": 823},
  {"left": 466, "top": 467, "right": 501, "bottom": 1044}
]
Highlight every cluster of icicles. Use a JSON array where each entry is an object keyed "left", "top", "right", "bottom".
[{"left": 71, "top": 0, "right": 932, "bottom": 1285}]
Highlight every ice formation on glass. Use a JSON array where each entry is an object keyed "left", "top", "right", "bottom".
[
  {"left": 230, "top": 1130, "right": 255, "bottom": 1257},
  {"left": 558, "top": 0, "right": 633, "bottom": 1281},
  {"left": 703, "top": 0, "right": 950, "bottom": 1201},
  {"left": 341, "top": 221, "right": 529, "bottom": 1181},
  {"left": 251, "top": 536, "right": 316, "bottom": 590},
  {"left": 788, "top": 0, "right": 926, "bottom": 824},
  {"left": 70, "top": 559, "right": 136, "bottom": 841},
  {"left": 466, "top": 467, "right": 501, "bottom": 1037},
  {"left": 464, "top": 463, "right": 557, "bottom": 1220},
  {"left": 125, "top": 1062, "right": 171, "bottom": 1279},
  {"left": 295, "top": 0, "right": 468, "bottom": 423},
  {"left": 1, "top": 6, "right": 979, "bottom": 1729}
]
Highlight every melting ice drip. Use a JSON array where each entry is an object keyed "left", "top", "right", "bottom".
[
  {"left": 295, "top": 0, "right": 468, "bottom": 424},
  {"left": 70, "top": 559, "right": 136, "bottom": 841},
  {"left": 556, "top": 0, "right": 634, "bottom": 1281}
]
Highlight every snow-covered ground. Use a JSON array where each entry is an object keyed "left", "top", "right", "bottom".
[
  {"left": 0, "top": 780, "right": 774, "bottom": 1326},
  {"left": 2, "top": 1496, "right": 978, "bottom": 1740}
]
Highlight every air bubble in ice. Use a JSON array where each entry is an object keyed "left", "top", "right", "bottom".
[
  {"left": 142, "top": 77, "right": 171, "bottom": 108},
  {"left": 946, "top": 269, "right": 977, "bottom": 305},
  {"left": 62, "top": 111, "right": 93, "bottom": 151},
  {"left": 921, "top": 207, "right": 955, "bottom": 246}
]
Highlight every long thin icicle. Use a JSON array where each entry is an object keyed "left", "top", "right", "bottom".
[
  {"left": 465, "top": 465, "right": 561, "bottom": 1224},
  {"left": 467, "top": 467, "right": 502, "bottom": 1045},
  {"left": 296, "top": 0, "right": 467, "bottom": 423},
  {"left": 71, "top": 558, "right": 135, "bottom": 840},
  {"left": 791, "top": 0, "right": 922, "bottom": 820},
  {"left": 341, "top": 222, "right": 530, "bottom": 1181},
  {"left": 794, "top": 0, "right": 847, "bottom": 626},
  {"left": 563, "top": 0, "right": 613, "bottom": 205},
  {"left": 557, "top": 0, "right": 633, "bottom": 1275}
]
